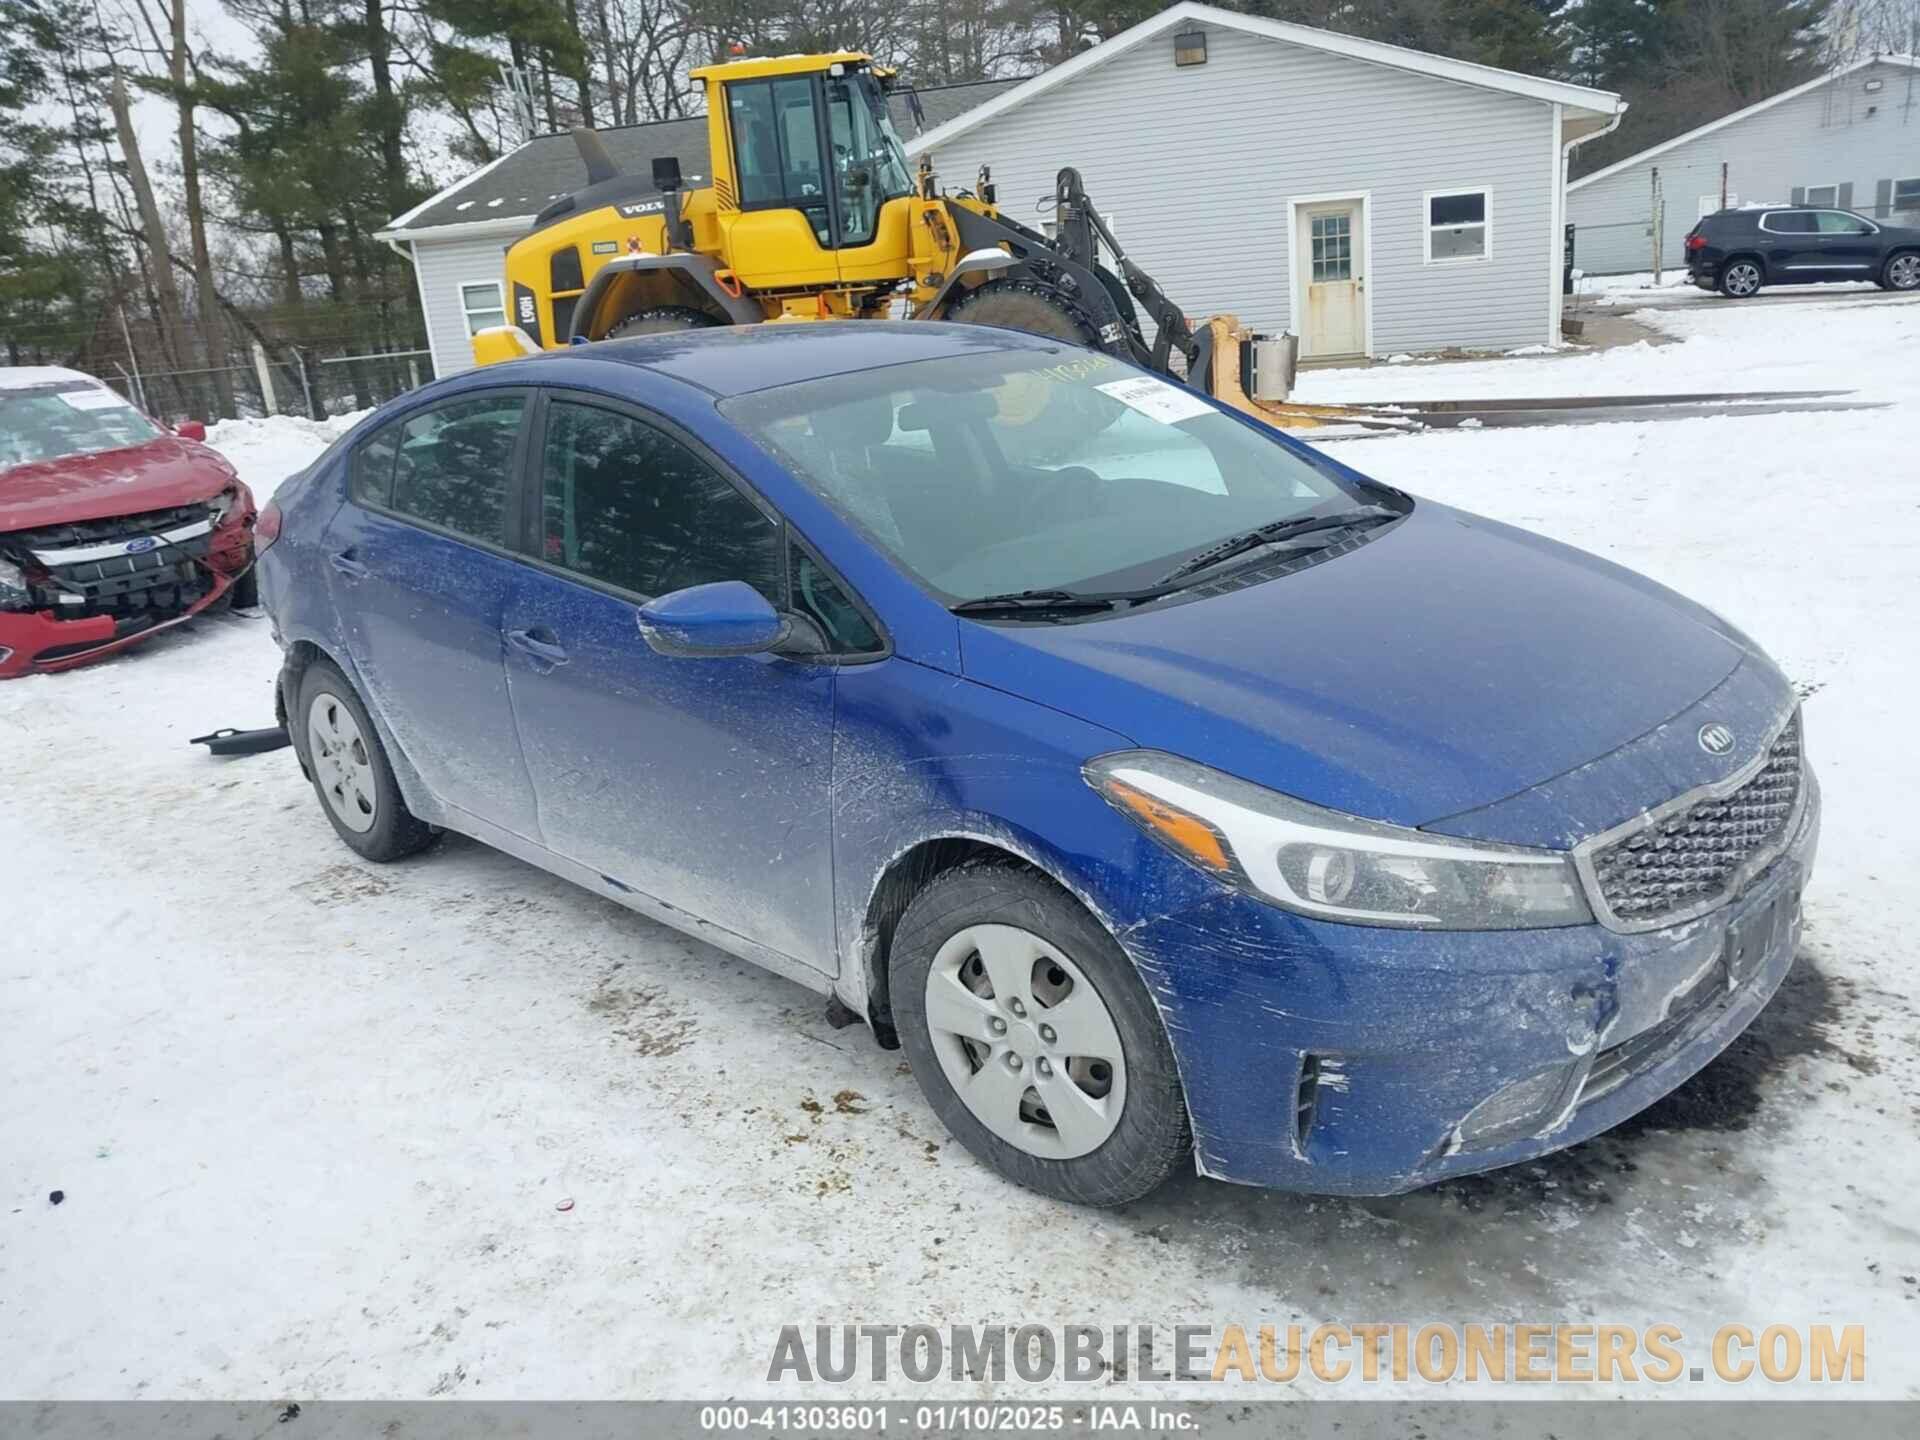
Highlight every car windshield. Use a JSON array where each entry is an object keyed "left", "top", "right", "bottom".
[
  {"left": 0, "top": 385, "right": 164, "bottom": 470},
  {"left": 721, "top": 347, "right": 1383, "bottom": 602}
]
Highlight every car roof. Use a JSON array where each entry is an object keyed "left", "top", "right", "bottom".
[
  {"left": 479, "top": 321, "right": 1061, "bottom": 399},
  {"left": 0, "top": 365, "right": 105, "bottom": 392}
]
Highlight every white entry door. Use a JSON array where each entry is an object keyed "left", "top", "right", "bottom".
[{"left": 1297, "top": 200, "right": 1366, "bottom": 359}]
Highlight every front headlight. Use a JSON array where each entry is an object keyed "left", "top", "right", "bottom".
[
  {"left": 0, "top": 556, "right": 31, "bottom": 609},
  {"left": 1085, "top": 751, "right": 1592, "bottom": 930},
  {"left": 208, "top": 487, "right": 239, "bottom": 523}
]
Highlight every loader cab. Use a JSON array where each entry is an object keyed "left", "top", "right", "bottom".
[{"left": 699, "top": 53, "right": 918, "bottom": 290}]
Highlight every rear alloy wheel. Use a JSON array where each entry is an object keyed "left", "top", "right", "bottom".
[
  {"left": 1883, "top": 252, "right": 1920, "bottom": 291},
  {"left": 1719, "top": 260, "right": 1763, "bottom": 298},
  {"left": 891, "top": 863, "right": 1191, "bottom": 1206},
  {"left": 604, "top": 305, "right": 720, "bottom": 338}
]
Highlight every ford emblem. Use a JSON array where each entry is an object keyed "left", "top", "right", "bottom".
[
  {"left": 1698, "top": 723, "right": 1735, "bottom": 756},
  {"left": 125, "top": 536, "right": 159, "bottom": 555}
]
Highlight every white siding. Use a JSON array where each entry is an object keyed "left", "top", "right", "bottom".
[
  {"left": 1568, "top": 61, "right": 1920, "bottom": 274},
  {"left": 411, "top": 232, "right": 525, "bottom": 377},
  {"left": 916, "top": 23, "right": 1559, "bottom": 353}
]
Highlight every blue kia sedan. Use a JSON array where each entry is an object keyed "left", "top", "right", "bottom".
[{"left": 256, "top": 323, "right": 1819, "bottom": 1205}]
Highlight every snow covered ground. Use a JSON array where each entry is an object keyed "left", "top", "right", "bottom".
[{"left": 4, "top": 297, "right": 1918, "bottom": 1402}]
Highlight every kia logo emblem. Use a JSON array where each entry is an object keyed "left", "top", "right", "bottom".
[{"left": 1698, "top": 723, "right": 1735, "bottom": 756}]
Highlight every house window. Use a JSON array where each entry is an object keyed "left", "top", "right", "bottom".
[
  {"left": 1894, "top": 179, "right": 1920, "bottom": 214},
  {"left": 1803, "top": 183, "right": 1840, "bottom": 207},
  {"left": 1309, "top": 214, "right": 1352, "bottom": 282},
  {"left": 1425, "top": 189, "right": 1489, "bottom": 262},
  {"left": 460, "top": 281, "right": 506, "bottom": 335}
]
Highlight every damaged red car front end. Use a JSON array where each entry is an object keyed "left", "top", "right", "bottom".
[{"left": 1, "top": 369, "right": 256, "bottom": 679}]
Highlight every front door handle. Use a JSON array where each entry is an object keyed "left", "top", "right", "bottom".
[
  {"left": 506, "top": 627, "right": 569, "bottom": 667},
  {"left": 329, "top": 550, "right": 369, "bottom": 580}
]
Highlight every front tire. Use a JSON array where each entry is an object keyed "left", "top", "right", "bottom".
[
  {"left": 1881, "top": 251, "right": 1920, "bottom": 291},
  {"left": 890, "top": 862, "right": 1191, "bottom": 1206},
  {"left": 1718, "top": 259, "right": 1763, "bottom": 298},
  {"left": 296, "top": 659, "right": 436, "bottom": 862}
]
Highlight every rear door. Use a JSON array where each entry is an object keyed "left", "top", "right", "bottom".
[
  {"left": 323, "top": 389, "right": 542, "bottom": 840},
  {"left": 499, "top": 390, "right": 841, "bottom": 971},
  {"left": 1757, "top": 210, "right": 1822, "bottom": 277}
]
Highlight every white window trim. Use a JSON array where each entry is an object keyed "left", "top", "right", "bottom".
[
  {"left": 1802, "top": 183, "right": 1841, "bottom": 207},
  {"left": 458, "top": 279, "right": 507, "bottom": 336},
  {"left": 1422, "top": 186, "right": 1492, "bottom": 264},
  {"left": 1892, "top": 177, "right": 1920, "bottom": 208}
]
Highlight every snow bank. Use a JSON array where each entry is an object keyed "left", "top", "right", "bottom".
[{"left": 208, "top": 410, "right": 370, "bottom": 502}]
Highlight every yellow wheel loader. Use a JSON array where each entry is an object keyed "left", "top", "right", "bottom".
[{"left": 472, "top": 50, "right": 1243, "bottom": 401}]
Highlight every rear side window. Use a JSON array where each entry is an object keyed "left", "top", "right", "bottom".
[
  {"left": 539, "top": 399, "right": 781, "bottom": 602},
  {"left": 1761, "top": 211, "right": 1817, "bottom": 234},
  {"left": 386, "top": 394, "right": 526, "bottom": 547}
]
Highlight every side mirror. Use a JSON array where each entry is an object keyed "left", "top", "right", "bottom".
[
  {"left": 176, "top": 420, "right": 208, "bottom": 441},
  {"left": 651, "top": 155, "right": 683, "bottom": 191},
  {"left": 637, "top": 581, "right": 789, "bottom": 658}
]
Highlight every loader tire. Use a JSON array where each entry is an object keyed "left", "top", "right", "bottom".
[
  {"left": 605, "top": 305, "right": 721, "bottom": 338},
  {"left": 945, "top": 281, "right": 1115, "bottom": 461}
]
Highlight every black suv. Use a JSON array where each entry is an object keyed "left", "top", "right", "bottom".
[{"left": 1686, "top": 205, "right": 1920, "bottom": 297}]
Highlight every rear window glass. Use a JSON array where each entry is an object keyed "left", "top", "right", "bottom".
[{"left": 1762, "top": 211, "right": 1817, "bottom": 234}]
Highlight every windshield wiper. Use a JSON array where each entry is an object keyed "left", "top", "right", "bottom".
[
  {"left": 949, "top": 588, "right": 1125, "bottom": 617},
  {"left": 1155, "top": 507, "right": 1402, "bottom": 586}
]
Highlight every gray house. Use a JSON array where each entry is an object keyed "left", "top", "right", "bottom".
[
  {"left": 381, "top": 0, "right": 1621, "bottom": 370},
  {"left": 1567, "top": 56, "right": 1920, "bottom": 275},
  {"left": 905, "top": 3, "right": 1621, "bottom": 359}
]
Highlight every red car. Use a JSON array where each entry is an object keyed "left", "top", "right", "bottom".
[{"left": 1, "top": 367, "right": 258, "bottom": 678}]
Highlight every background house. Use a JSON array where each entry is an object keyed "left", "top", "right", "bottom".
[
  {"left": 381, "top": 1, "right": 1622, "bottom": 373},
  {"left": 1567, "top": 57, "right": 1920, "bottom": 276},
  {"left": 903, "top": 3, "right": 1620, "bottom": 361}
]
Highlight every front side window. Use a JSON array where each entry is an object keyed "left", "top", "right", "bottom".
[
  {"left": 0, "top": 385, "right": 162, "bottom": 468},
  {"left": 381, "top": 393, "right": 525, "bottom": 546},
  {"left": 1426, "top": 189, "right": 1489, "bottom": 262},
  {"left": 722, "top": 349, "right": 1366, "bottom": 605},
  {"left": 1815, "top": 210, "right": 1873, "bottom": 234},
  {"left": 539, "top": 399, "right": 781, "bottom": 603},
  {"left": 460, "top": 282, "right": 506, "bottom": 336}
]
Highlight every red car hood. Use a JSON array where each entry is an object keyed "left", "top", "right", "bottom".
[{"left": 0, "top": 438, "right": 235, "bottom": 532}]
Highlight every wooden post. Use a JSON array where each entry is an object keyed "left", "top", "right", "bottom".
[{"left": 252, "top": 341, "right": 278, "bottom": 415}]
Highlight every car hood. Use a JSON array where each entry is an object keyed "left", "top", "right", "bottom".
[
  {"left": 0, "top": 438, "right": 235, "bottom": 533},
  {"left": 959, "top": 501, "right": 1774, "bottom": 834}
]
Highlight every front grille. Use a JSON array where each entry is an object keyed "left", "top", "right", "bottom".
[
  {"left": 11, "top": 502, "right": 207, "bottom": 551},
  {"left": 10, "top": 501, "right": 216, "bottom": 621},
  {"left": 1588, "top": 714, "right": 1802, "bottom": 927}
]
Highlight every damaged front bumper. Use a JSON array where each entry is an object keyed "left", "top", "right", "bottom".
[
  {"left": 0, "top": 503, "right": 255, "bottom": 679},
  {"left": 1126, "top": 771, "right": 1822, "bottom": 1195}
]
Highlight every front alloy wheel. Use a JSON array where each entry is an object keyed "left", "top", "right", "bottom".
[{"left": 1720, "top": 260, "right": 1762, "bottom": 297}]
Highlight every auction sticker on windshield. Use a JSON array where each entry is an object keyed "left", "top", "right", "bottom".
[
  {"left": 1096, "top": 375, "right": 1215, "bottom": 424},
  {"left": 56, "top": 388, "right": 128, "bottom": 412}
]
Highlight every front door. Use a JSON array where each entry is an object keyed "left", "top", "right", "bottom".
[
  {"left": 1298, "top": 200, "right": 1366, "bottom": 360},
  {"left": 500, "top": 392, "right": 838, "bottom": 972}
]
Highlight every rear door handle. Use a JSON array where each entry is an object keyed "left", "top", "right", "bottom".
[
  {"left": 506, "top": 628, "right": 569, "bottom": 666},
  {"left": 329, "top": 550, "right": 369, "bottom": 580}
]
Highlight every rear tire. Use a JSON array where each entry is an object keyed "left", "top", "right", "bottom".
[
  {"left": 1718, "top": 259, "right": 1763, "bottom": 298},
  {"left": 227, "top": 565, "right": 259, "bottom": 610},
  {"left": 296, "top": 659, "right": 436, "bottom": 863},
  {"left": 604, "top": 305, "right": 721, "bottom": 338},
  {"left": 890, "top": 862, "right": 1191, "bottom": 1206}
]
